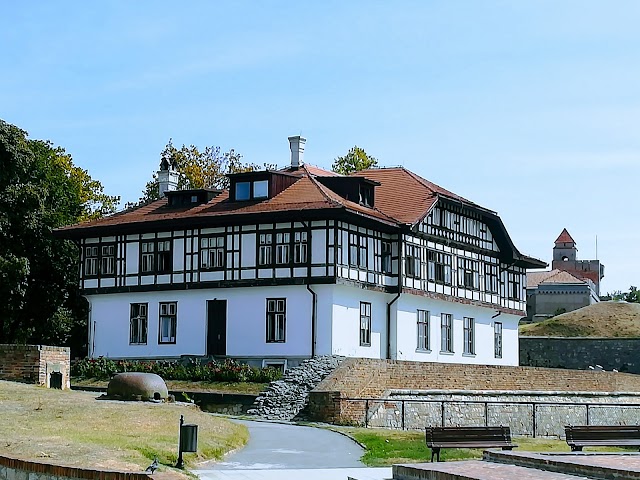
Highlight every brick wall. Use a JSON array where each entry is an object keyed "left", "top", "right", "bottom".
[
  {"left": 309, "top": 358, "right": 640, "bottom": 423},
  {"left": 0, "top": 344, "right": 70, "bottom": 389},
  {"left": 0, "top": 454, "right": 154, "bottom": 480}
]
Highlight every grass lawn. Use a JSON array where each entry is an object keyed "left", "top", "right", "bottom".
[
  {"left": 0, "top": 380, "right": 248, "bottom": 474},
  {"left": 339, "top": 427, "right": 633, "bottom": 466},
  {"left": 72, "top": 378, "right": 267, "bottom": 395}
]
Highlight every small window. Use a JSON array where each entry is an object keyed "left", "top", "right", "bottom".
[
  {"left": 101, "top": 245, "right": 115, "bottom": 275},
  {"left": 235, "top": 182, "right": 251, "bottom": 201},
  {"left": 417, "top": 310, "right": 429, "bottom": 351},
  {"left": 159, "top": 302, "right": 177, "bottom": 344},
  {"left": 440, "top": 313, "right": 453, "bottom": 353},
  {"left": 84, "top": 246, "right": 99, "bottom": 276},
  {"left": 494, "top": 322, "right": 503, "bottom": 358},
  {"left": 360, "top": 302, "right": 371, "bottom": 346},
  {"left": 254, "top": 180, "right": 269, "bottom": 198},
  {"left": 381, "top": 241, "right": 392, "bottom": 274},
  {"left": 259, "top": 233, "right": 273, "bottom": 266},
  {"left": 130, "top": 303, "right": 148, "bottom": 345},
  {"left": 201, "top": 236, "right": 225, "bottom": 269},
  {"left": 463, "top": 317, "right": 475, "bottom": 355},
  {"left": 485, "top": 263, "right": 499, "bottom": 294},
  {"left": 406, "top": 244, "right": 421, "bottom": 278},
  {"left": 141, "top": 241, "right": 155, "bottom": 273},
  {"left": 276, "top": 232, "right": 290, "bottom": 264},
  {"left": 266, "top": 298, "right": 286, "bottom": 342},
  {"left": 294, "top": 231, "right": 308, "bottom": 263},
  {"left": 156, "top": 240, "right": 172, "bottom": 273}
]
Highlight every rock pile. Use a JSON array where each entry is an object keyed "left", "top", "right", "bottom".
[{"left": 247, "top": 355, "right": 345, "bottom": 420}]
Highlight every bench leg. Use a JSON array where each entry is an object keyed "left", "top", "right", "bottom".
[
  {"left": 570, "top": 445, "right": 583, "bottom": 452},
  {"left": 502, "top": 447, "right": 514, "bottom": 451},
  {"left": 431, "top": 448, "right": 440, "bottom": 462}
]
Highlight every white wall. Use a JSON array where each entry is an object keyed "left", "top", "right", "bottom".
[
  {"left": 330, "top": 284, "right": 390, "bottom": 359},
  {"left": 87, "top": 285, "right": 314, "bottom": 359},
  {"left": 393, "top": 293, "right": 519, "bottom": 366}
]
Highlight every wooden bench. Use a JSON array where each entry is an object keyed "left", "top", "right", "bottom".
[
  {"left": 565, "top": 425, "right": 640, "bottom": 451},
  {"left": 425, "top": 426, "right": 516, "bottom": 462}
]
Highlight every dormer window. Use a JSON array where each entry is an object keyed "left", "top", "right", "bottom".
[
  {"left": 236, "top": 182, "right": 251, "bottom": 201},
  {"left": 254, "top": 180, "right": 269, "bottom": 198},
  {"left": 359, "top": 184, "right": 374, "bottom": 207}
]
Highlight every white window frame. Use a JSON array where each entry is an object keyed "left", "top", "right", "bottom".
[
  {"left": 200, "top": 236, "right": 225, "bottom": 269},
  {"left": 158, "top": 301, "right": 177, "bottom": 344}
]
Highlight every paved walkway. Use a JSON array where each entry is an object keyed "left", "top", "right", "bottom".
[{"left": 194, "top": 419, "right": 391, "bottom": 480}]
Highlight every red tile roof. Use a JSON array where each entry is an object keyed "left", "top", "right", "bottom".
[
  {"left": 351, "top": 167, "right": 481, "bottom": 225},
  {"left": 555, "top": 228, "right": 576, "bottom": 244}
]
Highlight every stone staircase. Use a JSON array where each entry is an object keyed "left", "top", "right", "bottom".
[{"left": 247, "top": 355, "right": 345, "bottom": 421}]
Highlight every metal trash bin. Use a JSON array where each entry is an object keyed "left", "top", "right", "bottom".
[{"left": 180, "top": 423, "right": 198, "bottom": 452}]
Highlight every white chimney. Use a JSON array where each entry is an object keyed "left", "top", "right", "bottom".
[
  {"left": 288, "top": 135, "right": 306, "bottom": 168},
  {"left": 157, "top": 158, "right": 179, "bottom": 197}
]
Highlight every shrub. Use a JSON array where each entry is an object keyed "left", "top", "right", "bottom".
[{"left": 71, "top": 357, "right": 282, "bottom": 383}]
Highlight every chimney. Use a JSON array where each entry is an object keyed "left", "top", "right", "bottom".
[
  {"left": 157, "top": 158, "right": 179, "bottom": 197},
  {"left": 288, "top": 135, "right": 306, "bottom": 168}
]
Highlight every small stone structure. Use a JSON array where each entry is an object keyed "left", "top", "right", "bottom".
[
  {"left": 248, "top": 355, "right": 345, "bottom": 420},
  {"left": 0, "top": 344, "right": 70, "bottom": 389},
  {"left": 107, "top": 372, "right": 168, "bottom": 401}
]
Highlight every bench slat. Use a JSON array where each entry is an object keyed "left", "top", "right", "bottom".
[
  {"left": 565, "top": 425, "right": 640, "bottom": 451},
  {"left": 425, "top": 426, "right": 516, "bottom": 462}
]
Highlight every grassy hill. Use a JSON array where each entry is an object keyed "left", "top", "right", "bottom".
[{"left": 520, "top": 301, "right": 640, "bottom": 337}]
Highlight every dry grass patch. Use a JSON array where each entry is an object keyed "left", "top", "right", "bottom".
[
  {"left": 520, "top": 302, "right": 640, "bottom": 337},
  {"left": 0, "top": 380, "right": 248, "bottom": 473}
]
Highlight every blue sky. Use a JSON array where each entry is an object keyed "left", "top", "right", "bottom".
[{"left": 1, "top": 1, "right": 638, "bottom": 293}]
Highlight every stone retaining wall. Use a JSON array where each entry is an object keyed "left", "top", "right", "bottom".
[
  {"left": 520, "top": 337, "right": 640, "bottom": 373},
  {"left": 0, "top": 344, "right": 70, "bottom": 389},
  {"left": 308, "top": 358, "right": 640, "bottom": 428},
  {"left": 0, "top": 454, "right": 152, "bottom": 480},
  {"left": 364, "top": 390, "right": 640, "bottom": 437}
]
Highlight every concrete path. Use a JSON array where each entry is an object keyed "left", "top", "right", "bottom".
[{"left": 195, "top": 419, "right": 392, "bottom": 480}]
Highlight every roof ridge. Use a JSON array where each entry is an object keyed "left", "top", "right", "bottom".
[{"left": 303, "top": 165, "right": 343, "bottom": 207}]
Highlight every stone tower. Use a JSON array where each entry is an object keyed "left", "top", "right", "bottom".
[{"left": 551, "top": 228, "right": 604, "bottom": 296}]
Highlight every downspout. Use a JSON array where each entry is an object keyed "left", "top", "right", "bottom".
[
  {"left": 386, "top": 230, "right": 403, "bottom": 359},
  {"left": 302, "top": 220, "right": 317, "bottom": 358},
  {"left": 307, "top": 284, "right": 317, "bottom": 357}
]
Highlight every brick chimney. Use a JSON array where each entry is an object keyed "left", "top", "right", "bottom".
[{"left": 288, "top": 135, "right": 306, "bottom": 168}]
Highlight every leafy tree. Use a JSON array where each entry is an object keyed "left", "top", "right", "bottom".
[
  {"left": 604, "top": 286, "right": 640, "bottom": 303},
  {"left": 0, "top": 119, "right": 119, "bottom": 353},
  {"left": 331, "top": 145, "right": 378, "bottom": 175},
  {"left": 133, "top": 139, "right": 271, "bottom": 205}
]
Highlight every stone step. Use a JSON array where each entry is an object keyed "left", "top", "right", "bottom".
[{"left": 392, "top": 461, "right": 595, "bottom": 480}]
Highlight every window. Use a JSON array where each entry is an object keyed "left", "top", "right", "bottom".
[
  {"left": 235, "top": 182, "right": 250, "bottom": 200},
  {"left": 360, "top": 302, "right": 371, "bottom": 346},
  {"left": 294, "top": 231, "right": 308, "bottom": 263},
  {"left": 458, "top": 258, "right": 479, "bottom": 290},
  {"left": 276, "top": 232, "right": 290, "bottom": 264},
  {"left": 427, "top": 250, "right": 452, "bottom": 285},
  {"left": 508, "top": 271, "right": 521, "bottom": 300},
  {"left": 141, "top": 240, "right": 172, "bottom": 274},
  {"left": 158, "top": 302, "right": 177, "bottom": 344},
  {"left": 463, "top": 317, "right": 475, "bottom": 355},
  {"left": 254, "top": 180, "right": 269, "bottom": 198},
  {"left": 259, "top": 233, "right": 273, "bottom": 266},
  {"left": 417, "top": 310, "right": 430, "bottom": 351},
  {"left": 129, "top": 303, "right": 148, "bottom": 345},
  {"left": 101, "top": 245, "right": 115, "bottom": 275},
  {"left": 266, "top": 298, "right": 286, "bottom": 342},
  {"left": 381, "top": 241, "right": 392, "bottom": 274},
  {"left": 440, "top": 313, "right": 453, "bottom": 353},
  {"left": 359, "top": 185, "right": 373, "bottom": 207},
  {"left": 200, "top": 236, "right": 225, "bottom": 269},
  {"left": 406, "top": 244, "right": 421, "bottom": 278},
  {"left": 84, "top": 246, "right": 99, "bottom": 276},
  {"left": 349, "top": 233, "right": 367, "bottom": 268},
  {"left": 494, "top": 322, "right": 503, "bottom": 358},
  {"left": 485, "top": 263, "right": 499, "bottom": 293}
]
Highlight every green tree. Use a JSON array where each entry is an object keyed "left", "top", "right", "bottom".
[
  {"left": 331, "top": 145, "right": 378, "bottom": 175},
  {"left": 134, "top": 139, "right": 271, "bottom": 205},
  {"left": 605, "top": 286, "right": 640, "bottom": 303},
  {"left": 0, "top": 119, "right": 119, "bottom": 353}
]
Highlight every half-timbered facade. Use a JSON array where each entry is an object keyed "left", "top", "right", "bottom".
[{"left": 56, "top": 136, "right": 545, "bottom": 367}]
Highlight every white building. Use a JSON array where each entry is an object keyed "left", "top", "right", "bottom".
[{"left": 57, "top": 136, "right": 545, "bottom": 368}]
